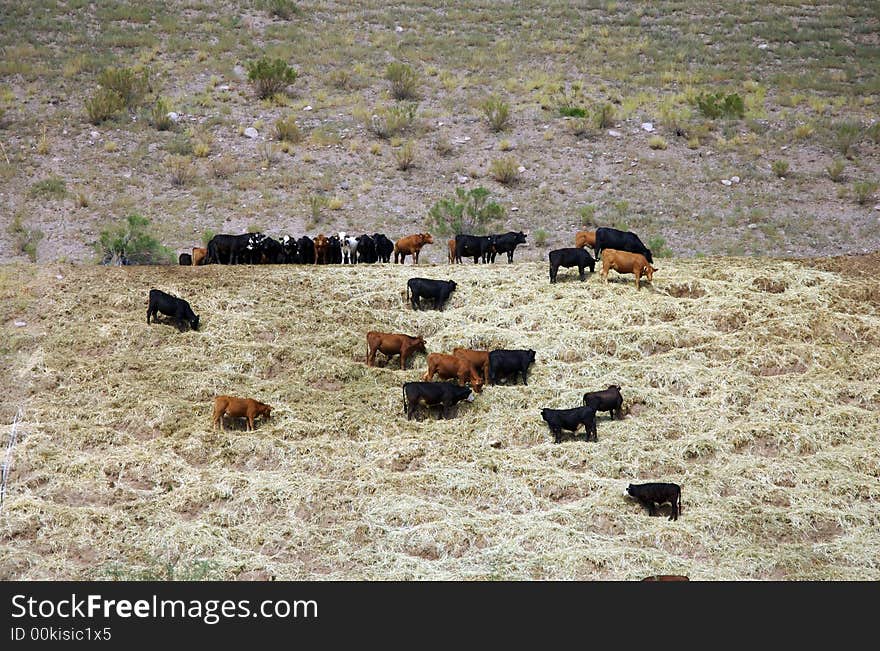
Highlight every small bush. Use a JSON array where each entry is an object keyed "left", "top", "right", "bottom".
[
  {"left": 95, "top": 213, "right": 174, "bottom": 265},
  {"left": 826, "top": 160, "right": 845, "bottom": 182},
  {"left": 792, "top": 123, "right": 814, "bottom": 140},
  {"left": 647, "top": 235, "right": 673, "bottom": 258},
  {"left": 771, "top": 159, "right": 789, "bottom": 177},
  {"left": 202, "top": 229, "right": 216, "bottom": 246},
  {"left": 28, "top": 176, "right": 67, "bottom": 200},
  {"left": 85, "top": 87, "right": 125, "bottom": 124},
  {"left": 308, "top": 194, "right": 328, "bottom": 222},
  {"left": 97, "top": 66, "right": 149, "bottom": 108},
  {"left": 259, "top": 142, "right": 277, "bottom": 168},
  {"left": 533, "top": 228, "right": 549, "bottom": 246},
  {"left": 164, "top": 133, "right": 193, "bottom": 155},
  {"left": 694, "top": 92, "right": 744, "bottom": 119},
  {"left": 150, "top": 97, "right": 173, "bottom": 131},
  {"left": 76, "top": 192, "right": 89, "bottom": 208},
  {"left": 394, "top": 140, "right": 416, "bottom": 170},
  {"left": 867, "top": 122, "right": 880, "bottom": 144},
  {"left": 274, "top": 114, "right": 302, "bottom": 143},
  {"left": 481, "top": 96, "right": 511, "bottom": 132},
  {"left": 211, "top": 155, "right": 237, "bottom": 179},
  {"left": 592, "top": 102, "right": 615, "bottom": 129},
  {"left": 579, "top": 205, "right": 597, "bottom": 227},
  {"left": 566, "top": 117, "right": 592, "bottom": 139},
  {"left": 659, "top": 102, "right": 691, "bottom": 137},
  {"left": 191, "top": 127, "right": 212, "bottom": 158},
  {"left": 427, "top": 186, "right": 505, "bottom": 236},
  {"left": 263, "top": 0, "right": 299, "bottom": 20},
  {"left": 385, "top": 62, "right": 420, "bottom": 101},
  {"left": 328, "top": 69, "right": 353, "bottom": 90},
  {"left": 246, "top": 57, "right": 297, "bottom": 99},
  {"left": 853, "top": 181, "right": 877, "bottom": 205},
  {"left": 366, "top": 103, "right": 417, "bottom": 139},
  {"left": 559, "top": 106, "right": 587, "bottom": 118},
  {"left": 434, "top": 135, "right": 453, "bottom": 156},
  {"left": 167, "top": 155, "right": 195, "bottom": 186},
  {"left": 7, "top": 214, "right": 43, "bottom": 262},
  {"left": 833, "top": 121, "right": 861, "bottom": 158},
  {"left": 328, "top": 197, "right": 343, "bottom": 210},
  {"left": 35, "top": 127, "right": 50, "bottom": 155},
  {"left": 489, "top": 156, "right": 520, "bottom": 185},
  {"left": 648, "top": 135, "right": 668, "bottom": 150}
]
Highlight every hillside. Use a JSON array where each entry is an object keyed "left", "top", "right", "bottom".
[
  {"left": 1, "top": 256, "right": 878, "bottom": 580},
  {"left": 1, "top": 1, "right": 880, "bottom": 264}
]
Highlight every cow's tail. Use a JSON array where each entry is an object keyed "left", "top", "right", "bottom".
[
  {"left": 402, "top": 384, "right": 407, "bottom": 414},
  {"left": 677, "top": 488, "right": 682, "bottom": 517},
  {"left": 406, "top": 280, "right": 411, "bottom": 304}
]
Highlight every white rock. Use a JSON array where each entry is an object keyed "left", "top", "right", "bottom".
[
  {"left": 217, "top": 85, "right": 230, "bottom": 91},
  {"left": 456, "top": 175, "right": 469, "bottom": 184},
  {"left": 608, "top": 129, "right": 623, "bottom": 138},
  {"left": 511, "top": 206, "right": 519, "bottom": 212},
  {"left": 244, "top": 127, "right": 259, "bottom": 139},
  {"left": 874, "top": 204, "right": 880, "bottom": 211},
  {"left": 748, "top": 223, "right": 758, "bottom": 229},
  {"left": 721, "top": 179, "right": 732, "bottom": 186},
  {"left": 641, "top": 122, "right": 654, "bottom": 132},
  {"left": 517, "top": 166, "right": 526, "bottom": 173},
  {"left": 14, "top": 321, "right": 26, "bottom": 327},
  {"left": 758, "top": 43, "right": 769, "bottom": 50},
  {"left": 395, "top": 25, "right": 403, "bottom": 32},
  {"left": 167, "top": 112, "right": 179, "bottom": 122},
  {"left": 303, "top": 105, "right": 313, "bottom": 111},
  {"left": 90, "top": 131, "right": 99, "bottom": 139},
  {"left": 56, "top": 275, "right": 63, "bottom": 280},
  {"left": 731, "top": 175, "right": 741, "bottom": 183}
]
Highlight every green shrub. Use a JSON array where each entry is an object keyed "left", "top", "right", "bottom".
[
  {"left": 95, "top": 214, "right": 174, "bottom": 265},
  {"left": 150, "top": 97, "right": 173, "bottom": 131},
  {"left": 592, "top": 102, "right": 615, "bottom": 129},
  {"left": 262, "top": 0, "right": 299, "bottom": 20},
  {"left": 647, "top": 235, "right": 673, "bottom": 258},
  {"left": 202, "top": 229, "right": 216, "bottom": 246},
  {"left": 853, "top": 181, "right": 877, "bottom": 205},
  {"left": 85, "top": 87, "right": 125, "bottom": 124},
  {"left": 481, "top": 96, "right": 511, "bottom": 132},
  {"left": 394, "top": 140, "right": 416, "bottom": 170},
  {"left": 826, "top": 159, "right": 845, "bottom": 182},
  {"left": 579, "top": 205, "right": 597, "bottom": 227},
  {"left": 366, "top": 103, "right": 417, "bottom": 139},
  {"left": 867, "top": 122, "right": 880, "bottom": 144},
  {"left": 428, "top": 186, "right": 505, "bottom": 236},
  {"left": 648, "top": 135, "right": 668, "bottom": 150},
  {"left": 274, "top": 114, "right": 302, "bottom": 142},
  {"left": 246, "top": 57, "right": 297, "bottom": 99},
  {"left": 7, "top": 214, "right": 43, "bottom": 262},
  {"left": 385, "top": 62, "right": 420, "bottom": 101},
  {"left": 28, "top": 176, "right": 67, "bottom": 200},
  {"left": 694, "top": 92, "right": 744, "bottom": 119},
  {"left": 167, "top": 155, "right": 195, "bottom": 186},
  {"left": 533, "top": 228, "right": 549, "bottom": 246},
  {"left": 489, "top": 156, "right": 520, "bottom": 185},
  {"left": 832, "top": 121, "right": 861, "bottom": 158},
  {"left": 308, "top": 194, "right": 328, "bottom": 224},
  {"left": 659, "top": 102, "right": 691, "bottom": 137},
  {"left": 771, "top": 159, "right": 789, "bottom": 177},
  {"left": 97, "top": 66, "right": 149, "bottom": 108}
]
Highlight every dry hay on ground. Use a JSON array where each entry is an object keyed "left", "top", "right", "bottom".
[{"left": 0, "top": 257, "right": 878, "bottom": 580}]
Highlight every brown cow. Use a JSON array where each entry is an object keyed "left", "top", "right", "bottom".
[
  {"left": 452, "top": 347, "right": 490, "bottom": 384},
  {"left": 447, "top": 239, "right": 457, "bottom": 264},
  {"left": 191, "top": 246, "right": 208, "bottom": 266},
  {"left": 394, "top": 233, "right": 433, "bottom": 264},
  {"left": 575, "top": 230, "right": 596, "bottom": 250},
  {"left": 600, "top": 248, "right": 657, "bottom": 290},
  {"left": 366, "top": 331, "right": 426, "bottom": 370},
  {"left": 313, "top": 233, "right": 330, "bottom": 265},
  {"left": 422, "top": 353, "right": 484, "bottom": 392},
  {"left": 641, "top": 575, "right": 690, "bottom": 582},
  {"left": 212, "top": 395, "right": 272, "bottom": 432}
]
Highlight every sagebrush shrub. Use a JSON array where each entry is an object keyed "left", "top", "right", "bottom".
[
  {"left": 366, "top": 103, "right": 417, "bottom": 139},
  {"left": 481, "top": 96, "right": 511, "bottom": 132},
  {"left": 490, "top": 156, "right": 520, "bottom": 185},
  {"left": 97, "top": 66, "right": 149, "bottom": 108},
  {"left": 247, "top": 57, "right": 297, "bottom": 99},
  {"left": 592, "top": 102, "right": 615, "bottom": 129},
  {"left": 771, "top": 159, "right": 789, "bottom": 177},
  {"left": 95, "top": 214, "right": 173, "bottom": 265},
  {"left": 274, "top": 114, "right": 303, "bottom": 142},
  {"left": 385, "top": 62, "right": 420, "bottom": 101},
  {"left": 167, "top": 155, "right": 195, "bottom": 186},
  {"left": 853, "top": 181, "right": 877, "bottom": 205},
  {"left": 825, "top": 160, "right": 845, "bottom": 182},
  {"left": 533, "top": 228, "right": 549, "bottom": 246},
  {"left": 833, "top": 121, "right": 861, "bottom": 158},
  {"left": 395, "top": 140, "right": 416, "bottom": 170},
  {"left": 151, "top": 98, "right": 173, "bottom": 131},
  {"left": 85, "top": 87, "right": 125, "bottom": 124},
  {"left": 428, "top": 186, "right": 505, "bottom": 236}
]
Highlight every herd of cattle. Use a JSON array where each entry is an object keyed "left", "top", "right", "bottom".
[{"left": 150, "top": 223, "right": 682, "bottom": 538}]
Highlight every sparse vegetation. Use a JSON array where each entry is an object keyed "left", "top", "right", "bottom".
[
  {"left": 532, "top": 228, "right": 548, "bottom": 246},
  {"left": 28, "top": 176, "right": 67, "bottom": 200},
  {"left": 166, "top": 155, "right": 195, "bottom": 186},
  {"left": 274, "top": 114, "right": 302, "bottom": 143},
  {"left": 262, "top": 0, "right": 299, "bottom": 20},
  {"left": 853, "top": 180, "right": 877, "bottom": 205},
  {"left": 246, "top": 57, "right": 297, "bottom": 99},
  {"left": 647, "top": 235, "right": 673, "bottom": 257},
  {"left": 364, "top": 103, "right": 417, "bottom": 139},
  {"left": 648, "top": 135, "right": 668, "bottom": 150},
  {"left": 771, "top": 159, "right": 790, "bottom": 178},
  {"left": 579, "top": 204, "right": 597, "bottom": 227},
  {"left": 96, "top": 66, "right": 149, "bottom": 108},
  {"left": 592, "top": 102, "right": 615, "bottom": 129},
  {"left": 489, "top": 156, "right": 520, "bottom": 185},
  {"left": 210, "top": 155, "right": 237, "bottom": 179},
  {"left": 694, "top": 91, "right": 745, "bottom": 120},
  {"left": 826, "top": 160, "right": 846, "bottom": 182},
  {"left": 150, "top": 97, "right": 173, "bottom": 131},
  {"left": 481, "top": 96, "right": 511, "bottom": 132},
  {"left": 832, "top": 120, "right": 861, "bottom": 158},
  {"left": 427, "top": 186, "right": 505, "bottom": 235},
  {"left": 84, "top": 87, "right": 125, "bottom": 124},
  {"left": 308, "top": 193, "right": 328, "bottom": 223},
  {"left": 7, "top": 214, "right": 44, "bottom": 261},
  {"left": 385, "top": 62, "right": 420, "bottom": 101},
  {"left": 94, "top": 213, "right": 173, "bottom": 265},
  {"left": 394, "top": 140, "right": 416, "bottom": 170}
]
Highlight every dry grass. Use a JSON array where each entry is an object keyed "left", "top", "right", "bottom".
[{"left": 1, "top": 257, "right": 879, "bottom": 580}]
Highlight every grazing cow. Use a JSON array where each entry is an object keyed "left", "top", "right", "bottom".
[
  {"left": 452, "top": 348, "right": 490, "bottom": 384},
  {"left": 394, "top": 233, "right": 433, "bottom": 264},
  {"left": 641, "top": 575, "right": 690, "bottom": 582},
  {"left": 327, "top": 234, "right": 343, "bottom": 264},
  {"left": 583, "top": 385, "right": 624, "bottom": 420},
  {"left": 574, "top": 230, "right": 596, "bottom": 251},
  {"left": 406, "top": 277, "right": 457, "bottom": 311},
  {"left": 595, "top": 226, "right": 653, "bottom": 263},
  {"left": 279, "top": 235, "right": 300, "bottom": 264},
  {"left": 540, "top": 404, "right": 598, "bottom": 443},
  {"left": 212, "top": 395, "right": 272, "bottom": 432},
  {"left": 356, "top": 234, "right": 378, "bottom": 263},
  {"left": 600, "top": 249, "right": 657, "bottom": 290},
  {"left": 313, "top": 234, "right": 330, "bottom": 265},
  {"left": 191, "top": 246, "right": 208, "bottom": 266},
  {"left": 422, "top": 353, "right": 484, "bottom": 392},
  {"left": 147, "top": 289, "right": 199, "bottom": 332},
  {"left": 487, "top": 231, "right": 527, "bottom": 263},
  {"left": 624, "top": 482, "right": 682, "bottom": 521},
  {"left": 403, "top": 381, "right": 475, "bottom": 420},
  {"left": 447, "top": 239, "right": 456, "bottom": 264},
  {"left": 298, "top": 235, "right": 315, "bottom": 264},
  {"left": 373, "top": 233, "right": 394, "bottom": 263},
  {"left": 488, "top": 349, "right": 536, "bottom": 385},
  {"left": 454, "top": 234, "right": 494, "bottom": 264},
  {"left": 206, "top": 233, "right": 251, "bottom": 265},
  {"left": 549, "top": 247, "right": 595, "bottom": 283},
  {"left": 366, "top": 331, "right": 427, "bottom": 370},
  {"left": 178, "top": 252, "right": 192, "bottom": 266}
]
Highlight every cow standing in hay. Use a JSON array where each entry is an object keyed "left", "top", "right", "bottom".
[
  {"left": 600, "top": 249, "right": 657, "bottom": 290},
  {"left": 212, "top": 396, "right": 272, "bottom": 432}
]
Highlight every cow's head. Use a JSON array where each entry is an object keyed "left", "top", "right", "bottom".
[
  {"left": 644, "top": 264, "right": 657, "bottom": 282},
  {"left": 527, "top": 349, "right": 536, "bottom": 364},
  {"left": 190, "top": 315, "right": 200, "bottom": 331},
  {"left": 412, "top": 336, "right": 427, "bottom": 352},
  {"left": 420, "top": 233, "right": 434, "bottom": 244},
  {"left": 624, "top": 484, "right": 635, "bottom": 498},
  {"left": 515, "top": 231, "right": 527, "bottom": 244},
  {"left": 447, "top": 280, "right": 457, "bottom": 290}
]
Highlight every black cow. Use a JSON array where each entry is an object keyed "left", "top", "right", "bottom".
[
  {"left": 298, "top": 236, "right": 315, "bottom": 264},
  {"left": 454, "top": 234, "right": 494, "bottom": 264},
  {"left": 488, "top": 231, "right": 527, "bottom": 263},
  {"left": 549, "top": 247, "right": 595, "bottom": 283},
  {"left": 147, "top": 289, "right": 199, "bottom": 332},
  {"left": 327, "top": 234, "right": 343, "bottom": 264},
  {"left": 488, "top": 349, "right": 536, "bottom": 385},
  {"left": 279, "top": 235, "right": 300, "bottom": 264},
  {"left": 583, "top": 385, "right": 624, "bottom": 420},
  {"left": 403, "top": 381, "right": 475, "bottom": 420},
  {"left": 594, "top": 227, "right": 653, "bottom": 264},
  {"left": 356, "top": 234, "right": 378, "bottom": 263},
  {"left": 207, "top": 233, "right": 251, "bottom": 265},
  {"left": 624, "top": 482, "right": 682, "bottom": 521},
  {"left": 178, "top": 253, "right": 192, "bottom": 266},
  {"left": 540, "top": 405, "right": 598, "bottom": 443},
  {"left": 246, "top": 233, "right": 282, "bottom": 264},
  {"left": 373, "top": 233, "right": 394, "bottom": 263},
  {"left": 407, "top": 278, "right": 457, "bottom": 311}
]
